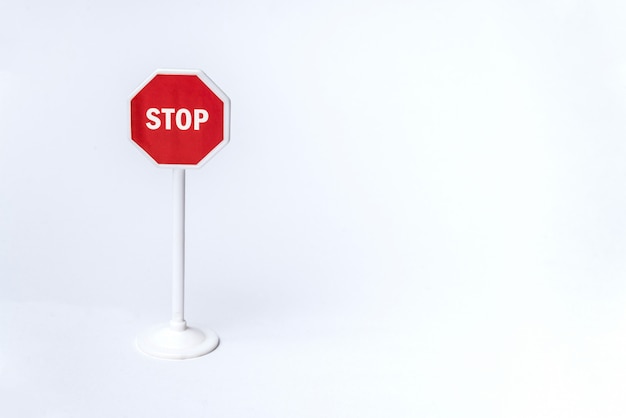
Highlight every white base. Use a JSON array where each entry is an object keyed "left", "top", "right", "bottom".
[{"left": 136, "top": 323, "right": 219, "bottom": 360}]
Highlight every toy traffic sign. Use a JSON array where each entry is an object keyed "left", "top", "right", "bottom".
[
  {"left": 130, "top": 69, "right": 230, "bottom": 359},
  {"left": 130, "top": 69, "right": 230, "bottom": 166}
]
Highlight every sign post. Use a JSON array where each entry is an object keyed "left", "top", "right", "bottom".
[{"left": 129, "top": 69, "right": 230, "bottom": 359}]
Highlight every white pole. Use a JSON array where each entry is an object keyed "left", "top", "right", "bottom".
[
  {"left": 136, "top": 166, "right": 219, "bottom": 359},
  {"left": 171, "top": 168, "right": 187, "bottom": 331}
]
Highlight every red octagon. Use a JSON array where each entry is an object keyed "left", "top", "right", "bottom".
[{"left": 130, "top": 69, "right": 230, "bottom": 167}]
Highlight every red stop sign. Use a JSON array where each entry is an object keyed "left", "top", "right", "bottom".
[{"left": 130, "top": 69, "right": 230, "bottom": 166}]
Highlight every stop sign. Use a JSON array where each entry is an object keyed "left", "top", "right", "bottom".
[{"left": 130, "top": 69, "right": 230, "bottom": 166}]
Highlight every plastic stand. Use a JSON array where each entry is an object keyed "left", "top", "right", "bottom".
[
  {"left": 136, "top": 320, "right": 219, "bottom": 360},
  {"left": 136, "top": 169, "right": 219, "bottom": 360}
]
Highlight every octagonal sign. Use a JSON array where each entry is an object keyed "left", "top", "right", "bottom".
[{"left": 130, "top": 69, "right": 230, "bottom": 167}]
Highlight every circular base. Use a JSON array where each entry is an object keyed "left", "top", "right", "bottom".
[{"left": 136, "top": 323, "right": 219, "bottom": 360}]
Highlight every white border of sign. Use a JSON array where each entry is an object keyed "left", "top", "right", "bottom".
[{"left": 129, "top": 68, "right": 231, "bottom": 169}]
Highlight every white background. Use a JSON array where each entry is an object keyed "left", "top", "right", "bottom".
[{"left": 2, "top": 1, "right": 626, "bottom": 416}]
